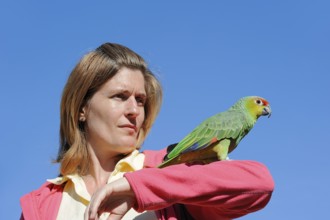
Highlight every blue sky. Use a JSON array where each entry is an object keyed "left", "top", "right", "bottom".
[{"left": 1, "top": 1, "right": 329, "bottom": 219}]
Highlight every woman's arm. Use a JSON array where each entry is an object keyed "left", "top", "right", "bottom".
[
  {"left": 125, "top": 160, "right": 274, "bottom": 219},
  {"left": 85, "top": 148, "right": 274, "bottom": 220}
]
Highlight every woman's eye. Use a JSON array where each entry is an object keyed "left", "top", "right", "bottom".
[
  {"left": 136, "top": 97, "right": 146, "bottom": 106},
  {"left": 113, "top": 93, "right": 127, "bottom": 100}
]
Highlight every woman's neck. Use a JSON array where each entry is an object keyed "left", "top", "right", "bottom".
[{"left": 83, "top": 144, "right": 124, "bottom": 196}]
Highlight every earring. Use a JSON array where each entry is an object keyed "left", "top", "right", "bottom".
[{"left": 79, "top": 117, "right": 86, "bottom": 122}]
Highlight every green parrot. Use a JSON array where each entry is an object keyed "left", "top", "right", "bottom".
[{"left": 158, "top": 96, "right": 271, "bottom": 168}]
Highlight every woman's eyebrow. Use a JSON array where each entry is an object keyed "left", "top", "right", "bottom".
[{"left": 107, "top": 88, "right": 146, "bottom": 96}]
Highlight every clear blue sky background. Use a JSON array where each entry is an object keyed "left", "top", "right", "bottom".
[{"left": 1, "top": 1, "right": 329, "bottom": 219}]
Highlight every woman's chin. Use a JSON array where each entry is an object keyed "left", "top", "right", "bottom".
[{"left": 118, "top": 143, "right": 137, "bottom": 154}]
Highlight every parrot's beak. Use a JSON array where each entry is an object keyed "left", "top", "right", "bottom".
[{"left": 262, "top": 106, "right": 272, "bottom": 118}]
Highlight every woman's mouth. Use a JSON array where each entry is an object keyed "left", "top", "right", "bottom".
[{"left": 119, "top": 124, "right": 138, "bottom": 133}]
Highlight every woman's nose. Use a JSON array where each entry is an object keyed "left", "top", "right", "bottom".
[{"left": 125, "top": 97, "right": 140, "bottom": 117}]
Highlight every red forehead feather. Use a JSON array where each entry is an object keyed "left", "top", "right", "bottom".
[{"left": 261, "top": 98, "right": 269, "bottom": 106}]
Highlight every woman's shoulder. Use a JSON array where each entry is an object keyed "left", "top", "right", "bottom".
[
  {"left": 21, "top": 181, "right": 64, "bottom": 204},
  {"left": 142, "top": 147, "right": 168, "bottom": 168},
  {"left": 36, "top": 181, "right": 64, "bottom": 194},
  {"left": 20, "top": 181, "right": 64, "bottom": 219}
]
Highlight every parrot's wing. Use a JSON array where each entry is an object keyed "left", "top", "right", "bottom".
[{"left": 166, "top": 110, "right": 246, "bottom": 160}]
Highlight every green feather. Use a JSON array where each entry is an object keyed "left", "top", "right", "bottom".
[{"left": 158, "top": 96, "right": 271, "bottom": 168}]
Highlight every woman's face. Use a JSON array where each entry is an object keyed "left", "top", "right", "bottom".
[{"left": 82, "top": 67, "right": 146, "bottom": 156}]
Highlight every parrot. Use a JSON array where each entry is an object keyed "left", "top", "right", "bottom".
[{"left": 158, "top": 96, "right": 271, "bottom": 168}]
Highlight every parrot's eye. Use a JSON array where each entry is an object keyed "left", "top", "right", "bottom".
[{"left": 255, "top": 99, "right": 262, "bottom": 105}]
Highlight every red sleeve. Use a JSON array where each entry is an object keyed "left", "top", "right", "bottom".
[{"left": 124, "top": 149, "right": 274, "bottom": 219}]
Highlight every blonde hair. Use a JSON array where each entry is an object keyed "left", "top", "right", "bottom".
[{"left": 56, "top": 43, "right": 162, "bottom": 175}]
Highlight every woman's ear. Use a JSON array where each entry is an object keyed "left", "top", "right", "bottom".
[{"left": 79, "top": 106, "right": 87, "bottom": 122}]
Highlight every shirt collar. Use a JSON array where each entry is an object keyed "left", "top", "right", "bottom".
[{"left": 48, "top": 149, "right": 145, "bottom": 185}]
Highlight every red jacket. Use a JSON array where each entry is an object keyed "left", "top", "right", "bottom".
[{"left": 20, "top": 148, "right": 274, "bottom": 220}]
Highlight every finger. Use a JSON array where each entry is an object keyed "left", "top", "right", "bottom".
[
  {"left": 88, "top": 198, "right": 103, "bottom": 219},
  {"left": 84, "top": 204, "right": 90, "bottom": 220},
  {"left": 84, "top": 203, "right": 97, "bottom": 220},
  {"left": 107, "top": 213, "right": 124, "bottom": 220},
  {"left": 88, "top": 187, "right": 112, "bottom": 219}
]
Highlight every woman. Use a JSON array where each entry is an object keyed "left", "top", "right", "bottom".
[{"left": 20, "top": 43, "right": 274, "bottom": 220}]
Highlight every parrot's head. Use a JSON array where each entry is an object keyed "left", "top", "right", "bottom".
[{"left": 243, "top": 96, "right": 271, "bottom": 119}]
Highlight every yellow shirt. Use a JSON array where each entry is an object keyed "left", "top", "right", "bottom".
[{"left": 48, "top": 150, "right": 157, "bottom": 220}]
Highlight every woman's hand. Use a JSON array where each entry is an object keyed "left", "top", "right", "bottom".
[{"left": 84, "top": 177, "right": 136, "bottom": 220}]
